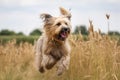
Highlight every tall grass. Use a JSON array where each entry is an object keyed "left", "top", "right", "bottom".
[{"left": 0, "top": 23, "right": 120, "bottom": 80}]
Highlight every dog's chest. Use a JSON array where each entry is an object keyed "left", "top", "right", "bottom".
[{"left": 44, "top": 42, "right": 68, "bottom": 60}]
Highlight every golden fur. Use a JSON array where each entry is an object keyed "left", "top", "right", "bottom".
[{"left": 35, "top": 7, "right": 71, "bottom": 76}]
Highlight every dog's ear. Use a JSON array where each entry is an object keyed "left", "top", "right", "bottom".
[
  {"left": 59, "top": 7, "right": 71, "bottom": 20},
  {"left": 40, "top": 13, "right": 52, "bottom": 22}
]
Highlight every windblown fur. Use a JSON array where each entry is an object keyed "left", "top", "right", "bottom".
[{"left": 35, "top": 7, "right": 72, "bottom": 76}]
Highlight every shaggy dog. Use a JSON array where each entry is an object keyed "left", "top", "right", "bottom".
[{"left": 35, "top": 7, "right": 71, "bottom": 76}]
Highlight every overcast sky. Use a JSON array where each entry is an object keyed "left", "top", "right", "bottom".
[{"left": 0, "top": 0, "right": 120, "bottom": 35}]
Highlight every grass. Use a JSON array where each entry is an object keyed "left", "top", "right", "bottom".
[
  {"left": 0, "top": 34, "right": 120, "bottom": 80},
  {"left": 0, "top": 21, "right": 120, "bottom": 80}
]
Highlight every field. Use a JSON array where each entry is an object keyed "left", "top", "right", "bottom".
[
  {"left": 0, "top": 36, "right": 39, "bottom": 45},
  {"left": 0, "top": 25, "right": 120, "bottom": 80}
]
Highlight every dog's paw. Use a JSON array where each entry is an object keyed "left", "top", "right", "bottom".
[
  {"left": 45, "top": 62, "right": 56, "bottom": 70},
  {"left": 39, "top": 67, "right": 45, "bottom": 73},
  {"left": 57, "top": 72, "right": 63, "bottom": 76},
  {"left": 56, "top": 68, "right": 64, "bottom": 76}
]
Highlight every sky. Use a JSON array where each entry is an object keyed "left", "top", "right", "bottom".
[{"left": 0, "top": 0, "right": 120, "bottom": 35}]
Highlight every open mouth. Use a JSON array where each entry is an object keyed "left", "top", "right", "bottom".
[
  {"left": 58, "top": 28, "right": 70, "bottom": 41},
  {"left": 60, "top": 31, "right": 67, "bottom": 39}
]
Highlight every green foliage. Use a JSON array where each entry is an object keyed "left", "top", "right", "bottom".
[
  {"left": 17, "top": 32, "right": 24, "bottom": 36},
  {"left": 30, "top": 29, "right": 42, "bottom": 36},
  {"left": 0, "top": 29, "right": 25, "bottom": 36},
  {"left": 0, "top": 29, "right": 16, "bottom": 35},
  {"left": 0, "top": 36, "right": 39, "bottom": 45},
  {"left": 108, "top": 31, "right": 120, "bottom": 36},
  {"left": 0, "top": 29, "right": 41, "bottom": 45},
  {"left": 74, "top": 25, "right": 88, "bottom": 35}
]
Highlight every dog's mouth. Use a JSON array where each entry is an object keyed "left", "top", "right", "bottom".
[
  {"left": 60, "top": 31, "right": 67, "bottom": 38},
  {"left": 58, "top": 28, "right": 70, "bottom": 41}
]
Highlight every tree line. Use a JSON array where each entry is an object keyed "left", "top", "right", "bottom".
[
  {"left": 0, "top": 25, "right": 120, "bottom": 36},
  {"left": 73, "top": 25, "right": 120, "bottom": 36},
  {"left": 0, "top": 29, "right": 42, "bottom": 36}
]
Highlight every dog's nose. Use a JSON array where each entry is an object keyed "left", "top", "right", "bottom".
[{"left": 62, "top": 27, "right": 70, "bottom": 32}]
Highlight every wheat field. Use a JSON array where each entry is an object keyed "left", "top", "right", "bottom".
[{"left": 0, "top": 23, "right": 120, "bottom": 80}]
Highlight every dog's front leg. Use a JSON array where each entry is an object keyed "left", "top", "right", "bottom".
[
  {"left": 56, "top": 54, "right": 70, "bottom": 76},
  {"left": 40, "top": 54, "right": 57, "bottom": 70}
]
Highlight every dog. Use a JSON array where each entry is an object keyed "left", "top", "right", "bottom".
[{"left": 35, "top": 7, "right": 71, "bottom": 76}]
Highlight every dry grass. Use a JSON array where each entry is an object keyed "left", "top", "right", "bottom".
[{"left": 0, "top": 23, "right": 120, "bottom": 80}]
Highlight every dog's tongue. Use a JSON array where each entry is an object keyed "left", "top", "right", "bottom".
[{"left": 60, "top": 32, "right": 67, "bottom": 38}]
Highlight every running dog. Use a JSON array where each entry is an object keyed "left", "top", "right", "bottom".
[{"left": 35, "top": 7, "right": 72, "bottom": 76}]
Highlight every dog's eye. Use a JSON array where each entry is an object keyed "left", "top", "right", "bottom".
[
  {"left": 65, "top": 22, "right": 68, "bottom": 25},
  {"left": 56, "top": 22, "right": 61, "bottom": 26}
]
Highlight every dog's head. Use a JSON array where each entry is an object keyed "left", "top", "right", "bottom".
[{"left": 40, "top": 7, "right": 71, "bottom": 41}]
